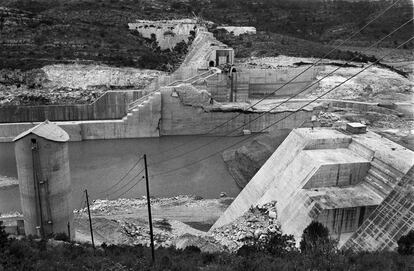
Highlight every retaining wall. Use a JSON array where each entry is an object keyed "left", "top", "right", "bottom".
[
  {"left": 0, "top": 90, "right": 144, "bottom": 123},
  {"left": 0, "top": 92, "right": 162, "bottom": 142},
  {"left": 205, "top": 67, "right": 319, "bottom": 102},
  {"left": 160, "top": 87, "right": 314, "bottom": 136}
]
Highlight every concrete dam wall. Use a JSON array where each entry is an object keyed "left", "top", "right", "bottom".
[
  {"left": 0, "top": 92, "right": 162, "bottom": 142},
  {"left": 0, "top": 85, "right": 316, "bottom": 142},
  {"left": 212, "top": 128, "right": 414, "bottom": 248},
  {"left": 343, "top": 166, "right": 414, "bottom": 251},
  {"left": 160, "top": 85, "right": 314, "bottom": 136},
  {"left": 205, "top": 67, "right": 319, "bottom": 102}
]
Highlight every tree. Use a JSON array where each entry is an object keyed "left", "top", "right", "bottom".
[
  {"left": 300, "top": 221, "right": 330, "bottom": 253},
  {"left": 397, "top": 230, "right": 414, "bottom": 255},
  {"left": 0, "top": 221, "right": 8, "bottom": 251},
  {"left": 237, "top": 226, "right": 296, "bottom": 257}
]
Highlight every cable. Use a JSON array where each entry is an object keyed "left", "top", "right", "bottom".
[
  {"left": 106, "top": 167, "right": 145, "bottom": 199},
  {"left": 148, "top": 36, "right": 413, "bottom": 179},
  {"left": 147, "top": 18, "right": 413, "bottom": 167},
  {"left": 95, "top": 156, "right": 144, "bottom": 197},
  {"left": 144, "top": 0, "right": 404, "bottom": 160},
  {"left": 115, "top": 174, "right": 146, "bottom": 199}
]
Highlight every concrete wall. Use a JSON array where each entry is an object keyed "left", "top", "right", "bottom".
[
  {"left": 304, "top": 161, "right": 370, "bottom": 188},
  {"left": 246, "top": 68, "right": 319, "bottom": 98},
  {"left": 317, "top": 206, "right": 377, "bottom": 237},
  {"left": 160, "top": 87, "right": 314, "bottom": 136},
  {"left": 212, "top": 128, "right": 414, "bottom": 250},
  {"left": 211, "top": 129, "right": 352, "bottom": 229},
  {"left": 0, "top": 92, "right": 162, "bottom": 142},
  {"left": 205, "top": 67, "right": 319, "bottom": 102},
  {"left": 343, "top": 166, "right": 414, "bottom": 251},
  {"left": 0, "top": 90, "right": 144, "bottom": 123}
]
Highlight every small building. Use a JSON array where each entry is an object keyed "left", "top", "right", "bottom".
[
  {"left": 206, "top": 47, "right": 234, "bottom": 68},
  {"left": 13, "top": 121, "right": 74, "bottom": 239},
  {"left": 216, "top": 26, "right": 256, "bottom": 36}
]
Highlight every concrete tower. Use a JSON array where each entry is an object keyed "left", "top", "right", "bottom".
[{"left": 13, "top": 121, "right": 74, "bottom": 239}]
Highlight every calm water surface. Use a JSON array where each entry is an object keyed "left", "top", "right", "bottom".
[{"left": 0, "top": 135, "right": 258, "bottom": 213}]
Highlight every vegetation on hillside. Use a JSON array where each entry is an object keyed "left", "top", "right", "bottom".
[
  {"left": 211, "top": 29, "right": 373, "bottom": 61},
  {"left": 0, "top": 0, "right": 412, "bottom": 71},
  {"left": 1, "top": 221, "right": 413, "bottom": 270},
  {"left": 201, "top": 0, "right": 413, "bottom": 48}
]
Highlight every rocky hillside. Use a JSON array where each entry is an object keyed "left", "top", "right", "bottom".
[
  {"left": 0, "top": 1, "right": 191, "bottom": 71},
  {"left": 0, "top": 0, "right": 412, "bottom": 71}
]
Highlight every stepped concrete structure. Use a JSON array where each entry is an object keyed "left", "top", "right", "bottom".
[
  {"left": 343, "top": 165, "right": 414, "bottom": 251},
  {"left": 212, "top": 127, "right": 414, "bottom": 248}
]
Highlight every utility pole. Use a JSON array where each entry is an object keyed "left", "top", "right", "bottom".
[
  {"left": 143, "top": 154, "right": 155, "bottom": 263},
  {"left": 85, "top": 189, "right": 95, "bottom": 249},
  {"left": 67, "top": 222, "right": 71, "bottom": 241}
]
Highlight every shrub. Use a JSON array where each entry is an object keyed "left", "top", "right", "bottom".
[
  {"left": 53, "top": 232, "right": 70, "bottom": 242},
  {"left": 299, "top": 221, "right": 330, "bottom": 253},
  {"left": 237, "top": 227, "right": 296, "bottom": 257},
  {"left": 398, "top": 230, "right": 414, "bottom": 255},
  {"left": 0, "top": 221, "right": 8, "bottom": 251}
]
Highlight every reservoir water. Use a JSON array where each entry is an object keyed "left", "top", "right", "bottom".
[{"left": 0, "top": 135, "right": 257, "bottom": 213}]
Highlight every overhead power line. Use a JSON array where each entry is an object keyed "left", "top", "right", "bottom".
[
  {"left": 95, "top": 156, "right": 144, "bottom": 198},
  {"left": 107, "top": 167, "right": 145, "bottom": 199},
  {"left": 114, "top": 172, "right": 146, "bottom": 199},
  {"left": 148, "top": 36, "right": 413, "bottom": 179},
  {"left": 145, "top": 0, "right": 404, "bottom": 160},
  {"left": 147, "top": 18, "right": 412, "bottom": 167}
]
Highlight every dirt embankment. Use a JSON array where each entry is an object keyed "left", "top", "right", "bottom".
[
  {"left": 74, "top": 196, "right": 233, "bottom": 249},
  {"left": 311, "top": 65, "right": 413, "bottom": 103},
  {"left": 74, "top": 196, "right": 281, "bottom": 253}
]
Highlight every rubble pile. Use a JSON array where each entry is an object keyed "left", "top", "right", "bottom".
[
  {"left": 315, "top": 109, "right": 413, "bottom": 132},
  {"left": 210, "top": 201, "right": 280, "bottom": 251},
  {"left": 316, "top": 111, "right": 342, "bottom": 127},
  {"left": 120, "top": 218, "right": 175, "bottom": 248}
]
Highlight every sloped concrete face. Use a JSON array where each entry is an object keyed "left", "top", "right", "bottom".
[
  {"left": 211, "top": 128, "right": 352, "bottom": 229},
  {"left": 211, "top": 128, "right": 414, "bottom": 249},
  {"left": 343, "top": 166, "right": 414, "bottom": 251}
]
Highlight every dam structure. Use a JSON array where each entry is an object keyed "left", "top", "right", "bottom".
[
  {"left": 212, "top": 126, "right": 414, "bottom": 249},
  {"left": 0, "top": 20, "right": 404, "bottom": 143}
]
